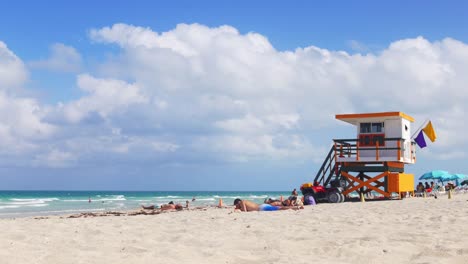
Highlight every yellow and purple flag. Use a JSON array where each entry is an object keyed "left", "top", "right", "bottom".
[
  {"left": 422, "top": 121, "right": 437, "bottom": 142},
  {"left": 414, "top": 130, "right": 427, "bottom": 148}
]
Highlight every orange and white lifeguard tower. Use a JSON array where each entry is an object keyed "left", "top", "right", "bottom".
[{"left": 313, "top": 111, "right": 416, "bottom": 199}]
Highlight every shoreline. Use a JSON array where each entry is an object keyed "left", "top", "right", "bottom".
[
  {"left": 0, "top": 190, "right": 294, "bottom": 218},
  {"left": 0, "top": 192, "right": 463, "bottom": 220}
]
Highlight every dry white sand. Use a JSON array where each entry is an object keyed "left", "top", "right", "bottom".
[{"left": 0, "top": 193, "right": 467, "bottom": 264}]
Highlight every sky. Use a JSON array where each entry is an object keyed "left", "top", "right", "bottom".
[{"left": 1, "top": 1, "right": 468, "bottom": 191}]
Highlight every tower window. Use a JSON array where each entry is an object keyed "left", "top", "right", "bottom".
[{"left": 360, "top": 122, "right": 384, "bottom": 134}]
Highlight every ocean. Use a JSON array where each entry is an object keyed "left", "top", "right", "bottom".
[{"left": 0, "top": 190, "right": 292, "bottom": 218}]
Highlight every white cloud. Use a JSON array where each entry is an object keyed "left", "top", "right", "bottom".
[
  {"left": 0, "top": 42, "right": 55, "bottom": 158},
  {"left": 348, "top": 40, "right": 369, "bottom": 53},
  {"left": 3, "top": 24, "right": 468, "bottom": 169},
  {"left": 151, "top": 141, "right": 179, "bottom": 152},
  {"left": 109, "top": 137, "right": 179, "bottom": 154},
  {"left": 33, "top": 149, "right": 76, "bottom": 168},
  {"left": 84, "top": 23, "right": 468, "bottom": 163},
  {"left": 0, "top": 41, "right": 28, "bottom": 88},
  {"left": 215, "top": 114, "right": 266, "bottom": 135},
  {"left": 0, "top": 91, "right": 55, "bottom": 140},
  {"left": 61, "top": 74, "right": 148, "bottom": 123},
  {"left": 29, "top": 43, "right": 82, "bottom": 72}
]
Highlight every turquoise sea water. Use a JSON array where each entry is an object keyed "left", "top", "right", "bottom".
[{"left": 0, "top": 191, "right": 292, "bottom": 218}]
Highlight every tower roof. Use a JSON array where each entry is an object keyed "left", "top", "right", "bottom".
[{"left": 336, "top": 111, "right": 414, "bottom": 125}]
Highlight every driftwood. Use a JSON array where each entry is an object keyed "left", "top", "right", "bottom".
[
  {"left": 128, "top": 209, "right": 162, "bottom": 216},
  {"left": 103, "top": 211, "right": 125, "bottom": 216},
  {"left": 33, "top": 216, "right": 49, "bottom": 220},
  {"left": 63, "top": 205, "right": 214, "bottom": 219}
]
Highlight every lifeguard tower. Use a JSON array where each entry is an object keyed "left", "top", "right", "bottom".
[{"left": 313, "top": 111, "right": 416, "bottom": 199}]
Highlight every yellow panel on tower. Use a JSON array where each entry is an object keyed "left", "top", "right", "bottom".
[{"left": 387, "top": 173, "right": 414, "bottom": 193}]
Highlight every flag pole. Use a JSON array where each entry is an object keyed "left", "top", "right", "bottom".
[{"left": 411, "top": 119, "right": 429, "bottom": 139}]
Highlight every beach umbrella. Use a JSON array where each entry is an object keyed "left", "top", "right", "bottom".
[
  {"left": 418, "top": 170, "right": 450, "bottom": 181},
  {"left": 439, "top": 174, "right": 455, "bottom": 183},
  {"left": 452, "top": 173, "right": 467, "bottom": 180},
  {"left": 448, "top": 174, "right": 467, "bottom": 185},
  {"left": 439, "top": 173, "right": 465, "bottom": 181}
]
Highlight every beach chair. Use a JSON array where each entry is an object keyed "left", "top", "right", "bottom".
[
  {"left": 454, "top": 186, "right": 464, "bottom": 194},
  {"left": 456, "top": 185, "right": 468, "bottom": 194},
  {"left": 426, "top": 187, "right": 444, "bottom": 198},
  {"left": 414, "top": 191, "right": 424, "bottom": 197},
  {"left": 436, "top": 186, "right": 446, "bottom": 195},
  {"left": 425, "top": 188, "right": 434, "bottom": 197}
]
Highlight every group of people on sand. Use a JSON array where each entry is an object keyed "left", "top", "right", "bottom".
[
  {"left": 416, "top": 181, "right": 431, "bottom": 194},
  {"left": 233, "top": 188, "right": 304, "bottom": 212},
  {"left": 142, "top": 201, "right": 186, "bottom": 211},
  {"left": 416, "top": 181, "right": 437, "bottom": 193},
  {"left": 416, "top": 181, "right": 457, "bottom": 194},
  {"left": 141, "top": 189, "right": 305, "bottom": 212},
  {"left": 415, "top": 181, "right": 459, "bottom": 199}
]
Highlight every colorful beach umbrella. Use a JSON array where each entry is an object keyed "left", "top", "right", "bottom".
[{"left": 418, "top": 170, "right": 450, "bottom": 181}]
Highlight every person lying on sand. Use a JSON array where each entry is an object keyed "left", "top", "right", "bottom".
[
  {"left": 264, "top": 196, "right": 303, "bottom": 207},
  {"left": 287, "top": 196, "right": 303, "bottom": 206},
  {"left": 264, "top": 198, "right": 283, "bottom": 206},
  {"left": 141, "top": 205, "right": 155, "bottom": 210},
  {"left": 234, "top": 198, "right": 303, "bottom": 212},
  {"left": 160, "top": 201, "right": 184, "bottom": 211}
]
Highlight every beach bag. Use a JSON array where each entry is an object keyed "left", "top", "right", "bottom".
[
  {"left": 295, "top": 198, "right": 304, "bottom": 207},
  {"left": 304, "top": 194, "right": 316, "bottom": 205}
]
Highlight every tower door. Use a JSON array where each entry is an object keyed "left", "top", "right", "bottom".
[{"left": 404, "top": 140, "right": 411, "bottom": 162}]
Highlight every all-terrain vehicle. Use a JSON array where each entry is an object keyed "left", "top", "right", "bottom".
[{"left": 300, "top": 181, "right": 345, "bottom": 204}]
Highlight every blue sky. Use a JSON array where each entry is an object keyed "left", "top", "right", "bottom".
[
  {"left": 4, "top": 1, "right": 468, "bottom": 54},
  {"left": 1, "top": 1, "right": 468, "bottom": 190}
]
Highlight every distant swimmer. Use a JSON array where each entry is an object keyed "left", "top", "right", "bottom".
[
  {"left": 192, "top": 197, "right": 196, "bottom": 202},
  {"left": 88, "top": 196, "right": 91, "bottom": 203}
]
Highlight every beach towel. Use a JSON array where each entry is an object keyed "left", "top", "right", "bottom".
[
  {"left": 259, "top": 204, "right": 280, "bottom": 211},
  {"left": 304, "top": 195, "right": 316, "bottom": 205}
]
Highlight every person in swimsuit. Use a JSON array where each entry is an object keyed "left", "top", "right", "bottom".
[
  {"left": 291, "top": 188, "right": 298, "bottom": 196},
  {"left": 258, "top": 204, "right": 280, "bottom": 211},
  {"left": 159, "top": 201, "right": 184, "bottom": 211},
  {"left": 233, "top": 199, "right": 303, "bottom": 212},
  {"left": 264, "top": 198, "right": 282, "bottom": 206}
]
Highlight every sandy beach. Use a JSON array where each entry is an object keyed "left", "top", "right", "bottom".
[{"left": 0, "top": 193, "right": 467, "bottom": 264}]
